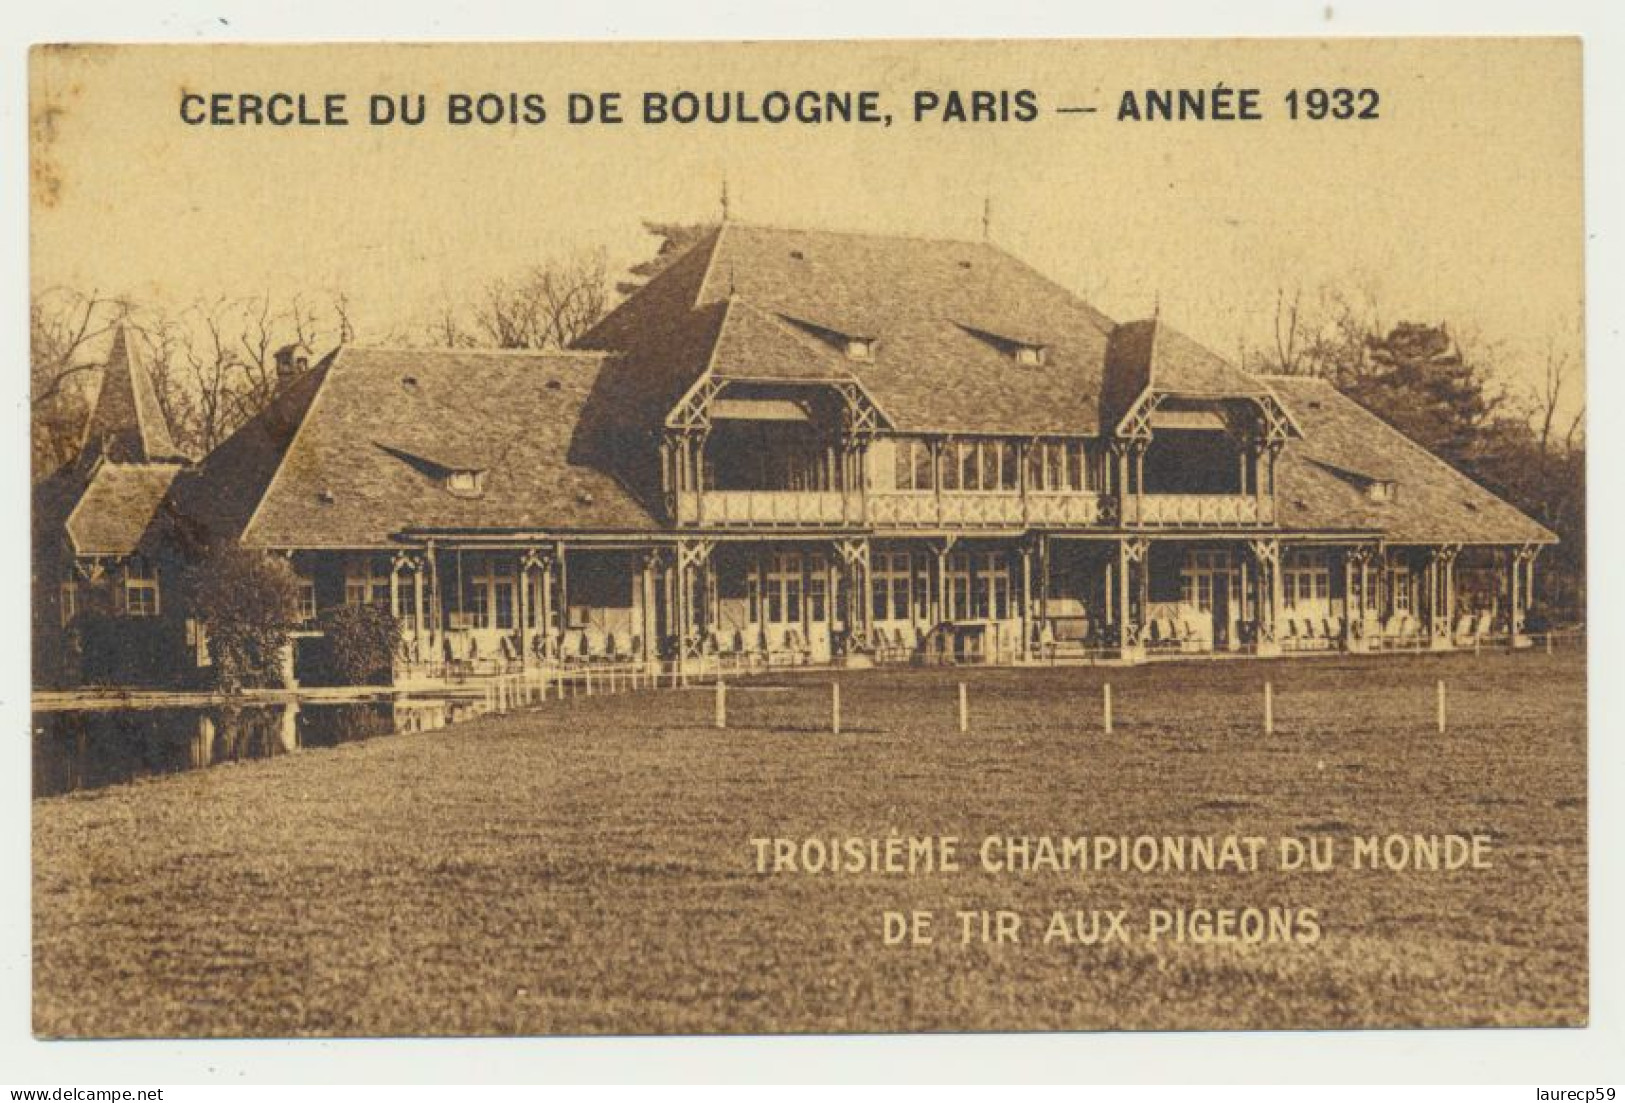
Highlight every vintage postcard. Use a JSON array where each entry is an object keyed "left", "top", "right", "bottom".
[{"left": 28, "top": 38, "right": 1585, "bottom": 1037}]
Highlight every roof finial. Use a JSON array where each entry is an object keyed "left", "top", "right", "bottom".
[
  {"left": 1153, "top": 289, "right": 1162, "bottom": 320},
  {"left": 982, "top": 195, "right": 992, "bottom": 242},
  {"left": 720, "top": 176, "right": 731, "bottom": 223}
]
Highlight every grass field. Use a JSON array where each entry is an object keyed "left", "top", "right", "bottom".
[{"left": 33, "top": 649, "right": 1587, "bottom": 1036}]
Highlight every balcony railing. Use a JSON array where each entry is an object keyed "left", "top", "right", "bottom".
[
  {"left": 1121, "top": 494, "right": 1271, "bottom": 527},
  {"left": 867, "top": 491, "right": 1102, "bottom": 529},
  {"left": 675, "top": 490, "right": 857, "bottom": 527},
  {"left": 674, "top": 489, "right": 1269, "bottom": 529}
]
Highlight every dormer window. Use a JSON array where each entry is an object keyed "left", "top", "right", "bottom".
[
  {"left": 446, "top": 469, "right": 486, "bottom": 497},
  {"left": 1366, "top": 479, "right": 1398, "bottom": 503},
  {"left": 1013, "top": 343, "right": 1047, "bottom": 367},
  {"left": 845, "top": 338, "right": 875, "bottom": 362}
]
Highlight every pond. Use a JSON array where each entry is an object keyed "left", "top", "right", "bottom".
[{"left": 31, "top": 696, "right": 495, "bottom": 799}]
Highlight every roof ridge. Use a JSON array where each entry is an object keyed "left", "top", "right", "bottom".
[
  {"left": 719, "top": 217, "right": 988, "bottom": 248},
  {"left": 339, "top": 343, "right": 610, "bottom": 361},
  {"left": 692, "top": 222, "right": 729, "bottom": 309}
]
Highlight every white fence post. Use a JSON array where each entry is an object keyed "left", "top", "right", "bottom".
[
  {"left": 1103, "top": 683, "right": 1113, "bottom": 735},
  {"left": 715, "top": 678, "right": 727, "bottom": 730},
  {"left": 832, "top": 682, "right": 842, "bottom": 735},
  {"left": 1264, "top": 681, "right": 1274, "bottom": 736},
  {"left": 1436, "top": 679, "right": 1447, "bottom": 734},
  {"left": 958, "top": 682, "right": 969, "bottom": 733}
]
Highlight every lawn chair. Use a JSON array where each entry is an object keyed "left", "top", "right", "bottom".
[{"left": 784, "top": 628, "right": 808, "bottom": 665}]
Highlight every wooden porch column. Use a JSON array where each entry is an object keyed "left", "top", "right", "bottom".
[
  {"left": 1421, "top": 551, "right": 1434, "bottom": 633},
  {"left": 1019, "top": 542, "right": 1033, "bottom": 661},
  {"left": 1038, "top": 534, "right": 1051, "bottom": 626},
  {"left": 427, "top": 542, "right": 441, "bottom": 636},
  {"left": 412, "top": 565, "right": 425, "bottom": 649},
  {"left": 1248, "top": 539, "right": 1282, "bottom": 657},
  {"left": 516, "top": 553, "right": 531, "bottom": 669},
  {"left": 540, "top": 557, "right": 555, "bottom": 657},
  {"left": 557, "top": 543, "right": 570, "bottom": 640},
  {"left": 1341, "top": 550, "right": 1354, "bottom": 648},
  {"left": 1269, "top": 545, "right": 1284, "bottom": 651},
  {"left": 1116, "top": 539, "right": 1134, "bottom": 658},
  {"left": 641, "top": 553, "right": 658, "bottom": 663}
]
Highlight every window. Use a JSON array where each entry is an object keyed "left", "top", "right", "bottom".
[
  {"left": 984, "top": 553, "right": 1011, "bottom": 620},
  {"left": 123, "top": 559, "right": 160, "bottom": 618},
  {"left": 873, "top": 551, "right": 915, "bottom": 622},
  {"left": 1366, "top": 479, "right": 1398, "bottom": 503},
  {"left": 762, "top": 552, "right": 806, "bottom": 625},
  {"left": 297, "top": 577, "right": 317, "bottom": 624},
  {"left": 946, "top": 552, "right": 1009, "bottom": 620},
  {"left": 845, "top": 338, "right": 874, "bottom": 362},
  {"left": 469, "top": 558, "right": 517, "bottom": 630},
  {"left": 947, "top": 553, "right": 973, "bottom": 619},
  {"left": 446, "top": 469, "right": 485, "bottom": 496},
  {"left": 1026, "top": 441, "right": 1092, "bottom": 492},
  {"left": 998, "top": 442, "right": 1020, "bottom": 491},
  {"left": 939, "top": 443, "right": 960, "bottom": 490},
  {"left": 1389, "top": 566, "right": 1414, "bottom": 614},
  {"left": 59, "top": 580, "right": 77, "bottom": 626},
  {"left": 1180, "top": 550, "right": 1233, "bottom": 614},
  {"left": 807, "top": 554, "right": 828, "bottom": 622},
  {"left": 1284, "top": 550, "right": 1331, "bottom": 611},
  {"left": 938, "top": 440, "right": 1017, "bottom": 493},
  {"left": 1014, "top": 344, "right": 1046, "bottom": 366},
  {"left": 345, "top": 557, "right": 390, "bottom": 609},
  {"left": 892, "top": 440, "right": 934, "bottom": 492}
]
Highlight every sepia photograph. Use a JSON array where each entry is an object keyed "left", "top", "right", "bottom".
[{"left": 25, "top": 37, "right": 1588, "bottom": 1041}]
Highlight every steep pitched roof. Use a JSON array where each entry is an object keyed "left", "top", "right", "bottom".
[
  {"left": 161, "top": 357, "right": 332, "bottom": 552},
  {"left": 79, "top": 327, "right": 184, "bottom": 464},
  {"left": 65, "top": 464, "right": 180, "bottom": 556},
  {"left": 580, "top": 222, "right": 1118, "bottom": 437},
  {"left": 210, "top": 346, "right": 658, "bottom": 549},
  {"left": 1269, "top": 376, "right": 1555, "bottom": 545}
]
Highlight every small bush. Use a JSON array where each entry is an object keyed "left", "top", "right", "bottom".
[
  {"left": 188, "top": 547, "right": 301, "bottom": 693},
  {"left": 315, "top": 605, "right": 400, "bottom": 686}
]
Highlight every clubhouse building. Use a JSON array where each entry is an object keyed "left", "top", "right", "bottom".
[{"left": 34, "top": 222, "right": 1555, "bottom": 686}]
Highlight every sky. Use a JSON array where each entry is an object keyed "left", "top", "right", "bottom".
[{"left": 30, "top": 38, "right": 1584, "bottom": 419}]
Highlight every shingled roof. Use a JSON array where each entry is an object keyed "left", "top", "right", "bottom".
[
  {"left": 191, "top": 346, "right": 659, "bottom": 549},
  {"left": 1270, "top": 376, "right": 1555, "bottom": 545},
  {"left": 65, "top": 464, "right": 180, "bottom": 556},
  {"left": 580, "top": 222, "right": 1117, "bottom": 437}
]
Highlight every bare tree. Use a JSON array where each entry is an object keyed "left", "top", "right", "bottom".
[
  {"left": 30, "top": 288, "right": 143, "bottom": 475},
  {"left": 471, "top": 251, "right": 611, "bottom": 350}
]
